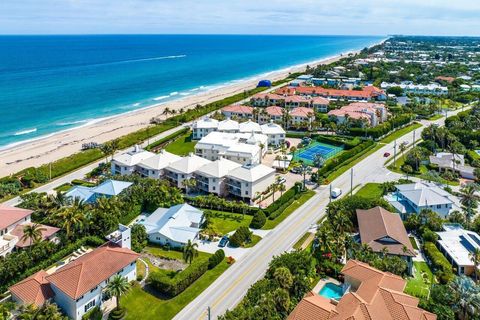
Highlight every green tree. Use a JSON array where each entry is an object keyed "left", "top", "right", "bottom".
[
  {"left": 183, "top": 240, "right": 199, "bottom": 264},
  {"left": 20, "top": 223, "right": 47, "bottom": 249},
  {"left": 469, "top": 248, "right": 480, "bottom": 283},
  {"left": 250, "top": 210, "right": 266, "bottom": 229},
  {"left": 273, "top": 267, "right": 293, "bottom": 290},
  {"left": 459, "top": 183, "right": 479, "bottom": 225},
  {"left": 105, "top": 275, "right": 130, "bottom": 312}
]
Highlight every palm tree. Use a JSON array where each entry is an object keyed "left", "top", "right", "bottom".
[
  {"left": 290, "top": 146, "right": 297, "bottom": 159},
  {"left": 259, "top": 143, "right": 265, "bottom": 163},
  {"left": 460, "top": 183, "right": 480, "bottom": 225},
  {"left": 450, "top": 275, "right": 480, "bottom": 319},
  {"left": 469, "top": 248, "right": 480, "bottom": 283},
  {"left": 21, "top": 223, "right": 46, "bottom": 249},
  {"left": 399, "top": 141, "right": 408, "bottom": 156},
  {"left": 99, "top": 143, "right": 111, "bottom": 163},
  {"left": 109, "top": 139, "right": 119, "bottom": 161},
  {"left": 105, "top": 275, "right": 130, "bottom": 312},
  {"left": 182, "top": 178, "right": 197, "bottom": 196},
  {"left": 183, "top": 240, "right": 199, "bottom": 264},
  {"left": 56, "top": 205, "right": 84, "bottom": 239}
]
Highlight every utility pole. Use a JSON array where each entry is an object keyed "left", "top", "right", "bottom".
[
  {"left": 329, "top": 184, "right": 332, "bottom": 204},
  {"left": 393, "top": 140, "right": 397, "bottom": 168},
  {"left": 412, "top": 130, "right": 416, "bottom": 147},
  {"left": 49, "top": 162, "right": 52, "bottom": 181},
  {"left": 207, "top": 306, "right": 211, "bottom": 320},
  {"left": 350, "top": 168, "right": 353, "bottom": 197}
]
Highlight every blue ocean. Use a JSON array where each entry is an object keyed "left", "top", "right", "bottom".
[{"left": 0, "top": 35, "right": 383, "bottom": 148}]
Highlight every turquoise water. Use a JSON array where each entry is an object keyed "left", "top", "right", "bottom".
[
  {"left": 294, "top": 141, "right": 344, "bottom": 165},
  {"left": 319, "top": 282, "right": 344, "bottom": 300},
  {"left": 0, "top": 35, "right": 383, "bottom": 148}
]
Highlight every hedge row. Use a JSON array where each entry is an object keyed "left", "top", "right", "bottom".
[
  {"left": 148, "top": 257, "right": 209, "bottom": 297},
  {"left": 423, "top": 241, "right": 454, "bottom": 284},
  {"left": 317, "top": 140, "right": 375, "bottom": 179},
  {"left": 268, "top": 191, "right": 304, "bottom": 220},
  {"left": 263, "top": 187, "right": 298, "bottom": 217},
  {"left": 349, "top": 113, "right": 413, "bottom": 139},
  {"left": 208, "top": 250, "right": 225, "bottom": 269},
  {"left": 315, "top": 135, "right": 361, "bottom": 150},
  {"left": 145, "top": 127, "right": 189, "bottom": 151},
  {"left": 229, "top": 226, "right": 253, "bottom": 247}
]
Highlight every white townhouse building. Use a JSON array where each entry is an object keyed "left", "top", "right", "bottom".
[
  {"left": 164, "top": 153, "right": 212, "bottom": 189},
  {"left": 260, "top": 122, "right": 286, "bottom": 147},
  {"left": 218, "top": 118, "right": 240, "bottom": 133},
  {"left": 192, "top": 117, "right": 219, "bottom": 140},
  {"left": 194, "top": 131, "right": 267, "bottom": 165},
  {"left": 140, "top": 204, "right": 204, "bottom": 248},
  {"left": 110, "top": 146, "right": 154, "bottom": 176},
  {"left": 380, "top": 81, "right": 448, "bottom": 95},
  {"left": 239, "top": 119, "right": 262, "bottom": 134},
  {"left": 225, "top": 164, "right": 276, "bottom": 203},
  {"left": 9, "top": 225, "right": 138, "bottom": 320},
  {"left": 387, "top": 182, "right": 456, "bottom": 219},
  {"left": 194, "top": 158, "right": 242, "bottom": 196},
  {"left": 136, "top": 150, "right": 181, "bottom": 179}
]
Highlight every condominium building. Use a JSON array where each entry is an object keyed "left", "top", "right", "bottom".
[
  {"left": 164, "top": 153, "right": 212, "bottom": 189},
  {"left": 194, "top": 158, "right": 242, "bottom": 196},
  {"left": 225, "top": 164, "right": 276, "bottom": 202},
  {"left": 192, "top": 117, "right": 219, "bottom": 139},
  {"left": 328, "top": 102, "right": 387, "bottom": 127}
]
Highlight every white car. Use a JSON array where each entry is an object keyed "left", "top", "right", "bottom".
[{"left": 331, "top": 188, "right": 342, "bottom": 199}]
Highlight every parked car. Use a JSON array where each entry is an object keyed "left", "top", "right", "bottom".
[
  {"left": 290, "top": 167, "right": 300, "bottom": 174},
  {"left": 277, "top": 177, "right": 286, "bottom": 184},
  {"left": 219, "top": 236, "right": 229, "bottom": 247},
  {"left": 383, "top": 152, "right": 391, "bottom": 157},
  {"left": 331, "top": 188, "right": 342, "bottom": 199}
]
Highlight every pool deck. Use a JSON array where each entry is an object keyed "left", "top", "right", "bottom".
[{"left": 313, "top": 276, "right": 342, "bottom": 293}]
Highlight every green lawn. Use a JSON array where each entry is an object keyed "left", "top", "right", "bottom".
[
  {"left": 409, "top": 237, "right": 419, "bottom": 250},
  {"left": 380, "top": 123, "right": 423, "bottom": 144},
  {"left": 144, "top": 245, "right": 211, "bottom": 262},
  {"left": 427, "top": 114, "right": 443, "bottom": 121},
  {"left": 293, "top": 232, "right": 314, "bottom": 250},
  {"left": 136, "top": 260, "right": 146, "bottom": 281},
  {"left": 262, "top": 190, "right": 316, "bottom": 230},
  {"left": 244, "top": 234, "right": 262, "bottom": 248},
  {"left": 122, "top": 259, "right": 230, "bottom": 320},
  {"left": 355, "top": 183, "right": 384, "bottom": 200},
  {"left": 405, "top": 261, "right": 434, "bottom": 299},
  {"left": 205, "top": 210, "right": 253, "bottom": 235},
  {"left": 165, "top": 131, "right": 197, "bottom": 156}
]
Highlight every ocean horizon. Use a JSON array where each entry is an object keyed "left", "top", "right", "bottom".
[{"left": 0, "top": 34, "right": 383, "bottom": 148}]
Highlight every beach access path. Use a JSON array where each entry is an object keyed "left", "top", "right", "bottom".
[{"left": 173, "top": 108, "right": 466, "bottom": 320}]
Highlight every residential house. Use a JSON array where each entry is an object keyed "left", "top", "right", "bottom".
[
  {"left": 111, "top": 146, "right": 154, "bottom": 176},
  {"left": 221, "top": 105, "right": 253, "bottom": 119},
  {"left": 250, "top": 93, "right": 285, "bottom": 107},
  {"left": 436, "top": 224, "right": 480, "bottom": 276},
  {"left": 194, "top": 131, "right": 267, "bottom": 165},
  {"left": 289, "top": 107, "right": 315, "bottom": 128},
  {"left": 194, "top": 158, "right": 242, "bottom": 196},
  {"left": 65, "top": 180, "right": 133, "bottom": 203},
  {"left": 386, "top": 182, "right": 455, "bottom": 219},
  {"left": 225, "top": 164, "right": 276, "bottom": 203},
  {"left": 265, "top": 106, "right": 284, "bottom": 123},
  {"left": 356, "top": 207, "right": 415, "bottom": 274},
  {"left": 429, "top": 152, "right": 475, "bottom": 180},
  {"left": 192, "top": 117, "right": 219, "bottom": 140},
  {"left": 284, "top": 95, "right": 310, "bottom": 108},
  {"left": 164, "top": 153, "right": 212, "bottom": 189},
  {"left": 288, "top": 260, "right": 436, "bottom": 320},
  {"left": 260, "top": 121, "right": 286, "bottom": 147},
  {"left": 135, "top": 150, "right": 181, "bottom": 179},
  {"left": 9, "top": 225, "right": 138, "bottom": 320},
  {"left": 311, "top": 97, "right": 330, "bottom": 112},
  {"left": 140, "top": 204, "right": 204, "bottom": 248},
  {"left": 0, "top": 205, "right": 59, "bottom": 257},
  {"left": 328, "top": 102, "right": 387, "bottom": 127}
]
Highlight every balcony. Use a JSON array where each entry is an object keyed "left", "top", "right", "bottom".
[{"left": 0, "top": 234, "right": 18, "bottom": 256}]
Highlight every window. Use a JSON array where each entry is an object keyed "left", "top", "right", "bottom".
[
  {"left": 212, "top": 186, "right": 216, "bottom": 191},
  {"left": 84, "top": 299, "right": 96, "bottom": 312},
  {"left": 437, "top": 205, "right": 441, "bottom": 209},
  {"left": 90, "top": 286, "right": 97, "bottom": 293}
]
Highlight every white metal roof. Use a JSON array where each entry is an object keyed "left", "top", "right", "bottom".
[
  {"left": 192, "top": 117, "right": 219, "bottom": 129},
  {"left": 260, "top": 122, "right": 286, "bottom": 135},
  {"left": 239, "top": 120, "right": 262, "bottom": 133},
  {"left": 218, "top": 118, "right": 240, "bottom": 131},
  {"left": 396, "top": 182, "right": 453, "bottom": 206},
  {"left": 437, "top": 225, "right": 480, "bottom": 267},
  {"left": 112, "top": 149, "right": 155, "bottom": 167},
  {"left": 166, "top": 154, "right": 211, "bottom": 174},
  {"left": 137, "top": 150, "right": 181, "bottom": 171},
  {"left": 195, "top": 158, "right": 242, "bottom": 178},
  {"left": 227, "top": 164, "right": 275, "bottom": 182}
]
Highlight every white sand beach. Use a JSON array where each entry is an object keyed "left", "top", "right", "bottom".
[{"left": 0, "top": 52, "right": 357, "bottom": 178}]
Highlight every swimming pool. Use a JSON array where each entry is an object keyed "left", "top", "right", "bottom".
[
  {"left": 319, "top": 282, "right": 344, "bottom": 300},
  {"left": 294, "top": 141, "right": 343, "bottom": 165}
]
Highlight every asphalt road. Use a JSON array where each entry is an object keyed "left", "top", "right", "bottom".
[{"left": 174, "top": 108, "right": 468, "bottom": 320}]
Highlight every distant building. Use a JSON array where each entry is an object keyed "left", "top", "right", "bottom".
[
  {"left": 436, "top": 224, "right": 480, "bottom": 276},
  {"left": 289, "top": 107, "right": 315, "bottom": 128},
  {"left": 311, "top": 97, "right": 330, "bottom": 112},
  {"left": 328, "top": 102, "right": 387, "bottom": 127},
  {"left": 221, "top": 105, "right": 254, "bottom": 119},
  {"left": 264, "top": 106, "right": 284, "bottom": 123},
  {"left": 429, "top": 152, "right": 475, "bottom": 180},
  {"left": 387, "top": 182, "right": 455, "bottom": 219},
  {"left": 356, "top": 207, "right": 415, "bottom": 274},
  {"left": 260, "top": 122, "right": 286, "bottom": 147},
  {"left": 164, "top": 153, "right": 212, "bottom": 189},
  {"left": 140, "top": 204, "right": 204, "bottom": 248},
  {"left": 289, "top": 260, "right": 436, "bottom": 320},
  {"left": 0, "top": 205, "right": 59, "bottom": 257},
  {"left": 192, "top": 117, "right": 219, "bottom": 139},
  {"left": 9, "top": 225, "right": 138, "bottom": 320},
  {"left": 276, "top": 85, "right": 386, "bottom": 101},
  {"left": 381, "top": 81, "right": 448, "bottom": 95}
]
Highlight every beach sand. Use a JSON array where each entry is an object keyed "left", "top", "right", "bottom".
[{"left": 0, "top": 52, "right": 353, "bottom": 178}]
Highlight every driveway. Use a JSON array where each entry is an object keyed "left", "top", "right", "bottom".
[{"left": 195, "top": 239, "right": 251, "bottom": 260}]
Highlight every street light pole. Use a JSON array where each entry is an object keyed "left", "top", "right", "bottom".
[
  {"left": 350, "top": 168, "right": 353, "bottom": 197},
  {"left": 412, "top": 130, "right": 416, "bottom": 147},
  {"left": 394, "top": 140, "right": 397, "bottom": 168}
]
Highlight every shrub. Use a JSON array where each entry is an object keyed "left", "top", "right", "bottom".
[
  {"left": 263, "top": 187, "right": 299, "bottom": 217},
  {"left": 422, "top": 228, "right": 439, "bottom": 242},
  {"left": 250, "top": 211, "right": 267, "bottom": 229},
  {"left": 148, "top": 257, "right": 209, "bottom": 297},
  {"left": 229, "top": 226, "right": 253, "bottom": 247},
  {"left": 208, "top": 249, "right": 225, "bottom": 269},
  {"left": 82, "top": 306, "right": 103, "bottom": 320},
  {"left": 423, "top": 242, "right": 454, "bottom": 284},
  {"left": 108, "top": 308, "right": 126, "bottom": 320},
  {"left": 131, "top": 224, "right": 148, "bottom": 253}
]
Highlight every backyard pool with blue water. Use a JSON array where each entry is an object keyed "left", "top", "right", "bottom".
[
  {"left": 293, "top": 141, "right": 343, "bottom": 165},
  {"left": 319, "top": 282, "right": 344, "bottom": 300}
]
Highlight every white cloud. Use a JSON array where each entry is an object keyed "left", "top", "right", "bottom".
[{"left": 0, "top": 0, "right": 479, "bottom": 35}]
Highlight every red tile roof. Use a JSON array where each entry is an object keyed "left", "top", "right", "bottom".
[
  {"left": 276, "top": 86, "right": 385, "bottom": 99},
  {"left": 290, "top": 107, "right": 314, "bottom": 118},
  {"left": 11, "top": 223, "right": 60, "bottom": 248},
  {"left": 222, "top": 105, "right": 254, "bottom": 114},
  {"left": 356, "top": 207, "right": 415, "bottom": 257},
  {"left": 10, "top": 271, "right": 54, "bottom": 306},
  {"left": 45, "top": 245, "right": 139, "bottom": 299},
  {"left": 0, "top": 205, "right": 32, "bottom": 230},
  {"left": 311, "top": 97, "right": 330, "bottom": 105},
  {"left": 265, "top": 106, "right": 284, "bottom": 116},
  {"left": 288, "top": 260, "right": 436, "bottom": 320}
]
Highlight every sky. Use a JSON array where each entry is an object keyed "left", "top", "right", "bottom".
[{"left": 1, "top": 0, "right": 480, "bottom": 36}]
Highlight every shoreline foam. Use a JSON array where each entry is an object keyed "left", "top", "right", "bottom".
[{"left": 0, "top": 38, "right": 386, "bottom": 177}]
